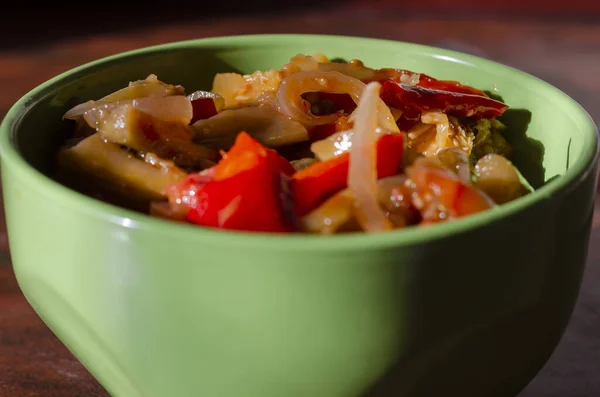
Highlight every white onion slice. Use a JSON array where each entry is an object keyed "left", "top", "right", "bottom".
[
  {"left": 436, "top": 148, "right": 472, "bottom": 184},
  {"left": 63, "top": 75, "right": 183, "bottom": 121},
  {"left": 348, "top": 82, "right": 392, "bottom": 233},
  {"left": 63, "top": 100, "right": 98, "bottom": 120},
  {"left": 276, "top": 71, "right": 365, "bottom": 127},
  {"left": 311, "top": 106, "right": 399, "bottom": 161}
]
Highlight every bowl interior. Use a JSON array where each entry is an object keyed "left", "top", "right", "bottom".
[{"left": 2, "top": 34, "right": 598, "bottom": 249}]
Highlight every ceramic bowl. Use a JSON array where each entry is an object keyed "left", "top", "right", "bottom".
[{"left": 1, "top": 34, "right": 598, "bottom": 397}]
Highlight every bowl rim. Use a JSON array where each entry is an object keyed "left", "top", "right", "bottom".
[{"left": 1, "top": 33, "right": 598, "bottom": 252}]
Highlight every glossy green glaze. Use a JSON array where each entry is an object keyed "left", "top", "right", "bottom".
[{"left": 0, "top": 35, "right": 598, "bottom": 397}]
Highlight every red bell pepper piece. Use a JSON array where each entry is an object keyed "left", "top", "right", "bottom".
[
  {"left": 185, "top": 159, "right": 290, "bottom": 232},
  {"left": 167, "top": 132, "right": 294, "bottom": 233},
  {"left": 164, "top": 167, "right": 216, "bottom": 209},
  {"left": 214, "top": 131, "right": 295, "bottom": 179},
  {"left": 380, "top": 80, "right": 508, "bottom": 119},
  {"left": 406, "top": 161, "right": 494, "bottom": 221},
  {"left": 292, "top": 133, "right": 405, "bottom": 217},
  {"left": 190, "top": 97, "right": 218, "bottom": 124}
]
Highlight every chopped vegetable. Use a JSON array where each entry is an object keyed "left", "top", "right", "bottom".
[
  {"left": 347, "top": 82, "right": 394, "bottom": 232},
  {"left": 471, "top": 118, "right": 513, "bottom": 160},
  {"left": 380, "top": 80, "right": 508, "bottom": 119},
  {"left": 192, "top": 105, "right": 309, "bottom": 149},
  {"left": 212, "top": 54, "right": 329, "bottom": 109},
  {"left": 406, "top": 112, "right": 475, "bottom": 158},
  {"left": 93, "top": 102, "right": 219, "bottom": 170},
  {"left": 63, "top": 75, "right": 184, "bottom": 120},
  {"left": 301, "top": 189, "right": 359, "bottom": 234},
  {"left": 475, "top": 153, "right": 524, "bottom": 204},
  {"left": 167, "top": 132, "right": 293, "bottom": 233},
  {"left": 57, "top": 134, "right": 187, "bottom": 201},
  {"left": 292, "top": 133, "right": 404, "bottom": 216},
  {"left": 436, "top": 148, "right": 472, "bottom": 184},
  {"left": 406, "top": 157, "right": 495, "bottom": 222},
  {"left": 58, "top": 52, "right": 529, "bottom": 235}
]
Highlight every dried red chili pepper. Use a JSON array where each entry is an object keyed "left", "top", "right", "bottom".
[{"left": 380, "top": 80, "right": 508, "bottom": 120}]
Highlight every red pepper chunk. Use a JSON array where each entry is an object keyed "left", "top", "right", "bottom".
[
  {"left": 406, "top": 162, "right": 493, "bottom": 220},
  {"left": 380, "top": 80, "right": 508, "bottom": 119},
  {"left": 214, "top": 132, "right": 295, "bottom": 180},
  {"left": 186, "top": 161, "right": 289, "bottom": 232},
  {"left": 292, "top": 133, "right": 405, "bottom": 217},
  {"left": 184, "top": 132, "right": 294, "bottom": 233},
  {"left": 190, "top": 97, "right": 218, "bottom": 124}
]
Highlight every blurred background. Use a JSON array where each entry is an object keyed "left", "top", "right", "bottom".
[
  {"left": 1, "top": 0, "right": 599, "bottom": 123},
  {"left": 0, "top": 1, "right": 599, "bottom": 396}
]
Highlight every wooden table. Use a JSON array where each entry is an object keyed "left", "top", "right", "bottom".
[{"left": 0, "top": 4, "right": 599, "bottom": 396}]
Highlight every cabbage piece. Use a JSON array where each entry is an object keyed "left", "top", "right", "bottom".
[
  {"left": 407, "top": 112, "right": 474, "bottom": 158},
  {"left": 211, "top": 53, "right": 329, "bottom": 109},
  {"left": 471, "top": 118, "right": 513, "bottom": 160}
]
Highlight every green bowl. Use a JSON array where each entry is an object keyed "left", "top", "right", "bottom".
[{"left": 0, "top": 34, "right": 598, "bottom": 397}]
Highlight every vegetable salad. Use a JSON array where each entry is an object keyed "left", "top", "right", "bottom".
[{"left": 57, "top": 54, "right": 528, "bottom": 234}]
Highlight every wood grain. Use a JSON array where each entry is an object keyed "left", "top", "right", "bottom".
[{"left": 0, "top": 4, "right": 598, "bottom": 396}]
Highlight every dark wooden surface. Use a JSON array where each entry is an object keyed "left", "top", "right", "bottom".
[{"left": 0, "top": 4, "right": 599, "bottom": 396}]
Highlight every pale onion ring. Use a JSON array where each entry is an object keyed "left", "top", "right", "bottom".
[
  {"left": 348, "top": 81, "right": 392, "bottom": 233},
  {"left": 276, "top": 71, "right": 365, "bottom": 127}
]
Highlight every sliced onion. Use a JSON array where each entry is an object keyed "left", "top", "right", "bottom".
[
  {"left": 311, "top": 104, "right": 400, "bottom": 161},
  {"left": 348, "top": 82, "right": 392, "bottom": 233},
  {"left": 281, "top": 54, "right": 320, "bottom": 76},
  {"left": 82, "top": 102, "right": 122, "bottom": 129},
  {"left": 309, "top": 87, "right": 400, "bottom": 161},
  {"left": 276, "top": 71, "right": 366, "bottom": 127},
  {"left": 419, "top": 111, "right": 452, "bottom": 157},
  {"left": 63, "top": 100, "right": 97, "bottom": 120},
  {"left": 133, "top": 96, "right": 193, "bottom": 124},
  {"left": 64, "top": 75, "right": 184, "bottom": 121},
  {"left": 103, "top": 74, "right": 185, "bottom": 103},
  {"left": 436, "top": 148, "right": 472, "bottom": 184},
  {"left": 316, "top": 63, "right": 421, "bottom": 87},
  {"left": 80, "top": 96, "right": 192, "bottom": 130}
]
